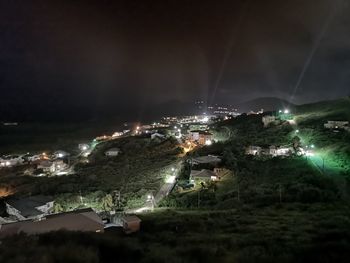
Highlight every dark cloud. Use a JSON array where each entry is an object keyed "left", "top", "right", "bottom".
[{"left": 0, "top": 0, "right": 349, "bottom": 121}]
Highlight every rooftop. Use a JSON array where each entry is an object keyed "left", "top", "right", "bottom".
[
  {"left": 6, "top": 195, "right": 54, "bottom": 217},
  {"left": 190, "top": 169, "right": 216, "bottom": 179},
  {"left": 192, "top": 155, "right": 221, "bottom": 164},
  {"left": 0, "top": 208, "right": 104, "bottom": 238}
]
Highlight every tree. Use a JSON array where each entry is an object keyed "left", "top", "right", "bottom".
[
  {"left": 53, "top": 203, "right": 64, "bottom": 213},
  {"left": 101, "top": 194, "right": 114, "bottom": 211},
  {"left": 292, "top": 135, "right": 301, "bottom": 150}
]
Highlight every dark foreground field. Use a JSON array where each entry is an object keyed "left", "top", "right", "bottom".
[{"left": 1, "top": 204, "right": 350, "bottom": 263}]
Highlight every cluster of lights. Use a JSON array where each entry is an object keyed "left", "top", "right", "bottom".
[{"left": 279, "top": 109, "right": 290, "bottom": 114}]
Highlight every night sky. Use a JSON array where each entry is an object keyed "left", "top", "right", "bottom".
[{"left": 0, "top": 0, "right": 349, "bottom": 121}]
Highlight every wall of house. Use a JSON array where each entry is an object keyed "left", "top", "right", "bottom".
[
  {"left": 36, "top": 201, "right": 54, "bottom": 214},
  {"left": 5, "top": 204, "right": 26, "bottom": 221}
]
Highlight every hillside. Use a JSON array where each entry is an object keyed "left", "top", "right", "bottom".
[
  {"left": 1, "top": 98, "right": 350, "bottom": 263},
  {"left": 295, "top": 97, "right": 350, "bottom": 125},
  {"left": 237, "top": 97, "right": 295, "bottom": 113}
]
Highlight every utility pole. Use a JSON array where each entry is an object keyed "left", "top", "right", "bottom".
[{"left": 113, "top": 190, "right": 121, "bottom": 209}]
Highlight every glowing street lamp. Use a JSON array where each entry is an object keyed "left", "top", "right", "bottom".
[
  {"left": 205, "top": 139, "right": 212, "bottom": 146},
  {"left": 295, "top": 129, "right": 299, "bottom": 133},
  {"left": 284, "top": 109, "right": 289, "bottom": 114}
]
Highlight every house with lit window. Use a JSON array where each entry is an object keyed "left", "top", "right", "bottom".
[
  {"left": 324, "top": 121, "right": 349, "bottom": 130},
  {"left": 246, "top": 146, "right": 262, "bottom": 155},
  {"left": 188, "top": 130, "right": 213, "bottom": 145}
]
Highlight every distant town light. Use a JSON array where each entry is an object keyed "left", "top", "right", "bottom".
[
  {"left": 202, "top": 116, "right": 209, "bottom": 123},
  {"left": 295, "top": 129, "right": 299, "bottom": 133},
  {"left": 310, "top": 144, "right": 315, "bottom": 148},
  {"left": 279, "top": 110, "right": 282, "bottom": 113},
  {"left": 284, "top": 109, "right": 289, "bottom": 114}
]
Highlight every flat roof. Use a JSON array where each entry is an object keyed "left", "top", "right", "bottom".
[{"left": 6, "top": 195, "right": 54, "bottom": 217}]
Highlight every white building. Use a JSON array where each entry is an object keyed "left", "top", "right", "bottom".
[
  {"left": 53, "top": 150, "right": 70, "bottom": 159},
  {"left": 37, "top": 160, "right": 67, "bottom": 174},
  {"left": 262, "top": 115, "right": 276, "bottom": 127},
  {"left": 105, "top": 148, "right": 121, "bottom": 157},
  {"left": 269, "top": 146, "right": 291, "bottom": 156},
  {"left": 0, "top": 155, "right": 24, "bottom": 167},
  {"left": 246, "top": 146, "right": 262, "bottom": 155},
  {"left": 324, "top": 121, "right": 349, "bottom": 129}
]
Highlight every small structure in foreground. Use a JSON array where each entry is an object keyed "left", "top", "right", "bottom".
[
  {"left": 0, "top": 208, "right": 104, "bottom": 238},
  {"left": 5, "top": 195, "right": 54, "bottom": 221},
  {"left": 121, "top": 215, "right": 141, "bottom": 234}
]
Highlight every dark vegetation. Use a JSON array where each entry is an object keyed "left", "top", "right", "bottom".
[
  {"left": 0, "top": 136, "right": 180, "bottom": 210},
  {"left": 2, "top": 204, "right": 350, "bottom": 263}
]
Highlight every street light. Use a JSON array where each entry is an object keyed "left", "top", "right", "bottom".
[
  {"left": 295, "top": 129, "right": 299, "bottom": 133},
  {"left": 205, "top": 139, "right": 212, "bottom": 146},
  {"left": 284, "top": 109, "right": 289, "bottom": 114}
]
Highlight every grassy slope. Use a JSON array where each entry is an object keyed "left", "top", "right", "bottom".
[
  {"left": 293, "top": 97, "right": 350, "bottom": 175},
  {"left": 295, "top": 97, "right": 350, "bottom": 125},
  {"left": 2, "top": 204, "right": 350, "bottom": 263}
]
